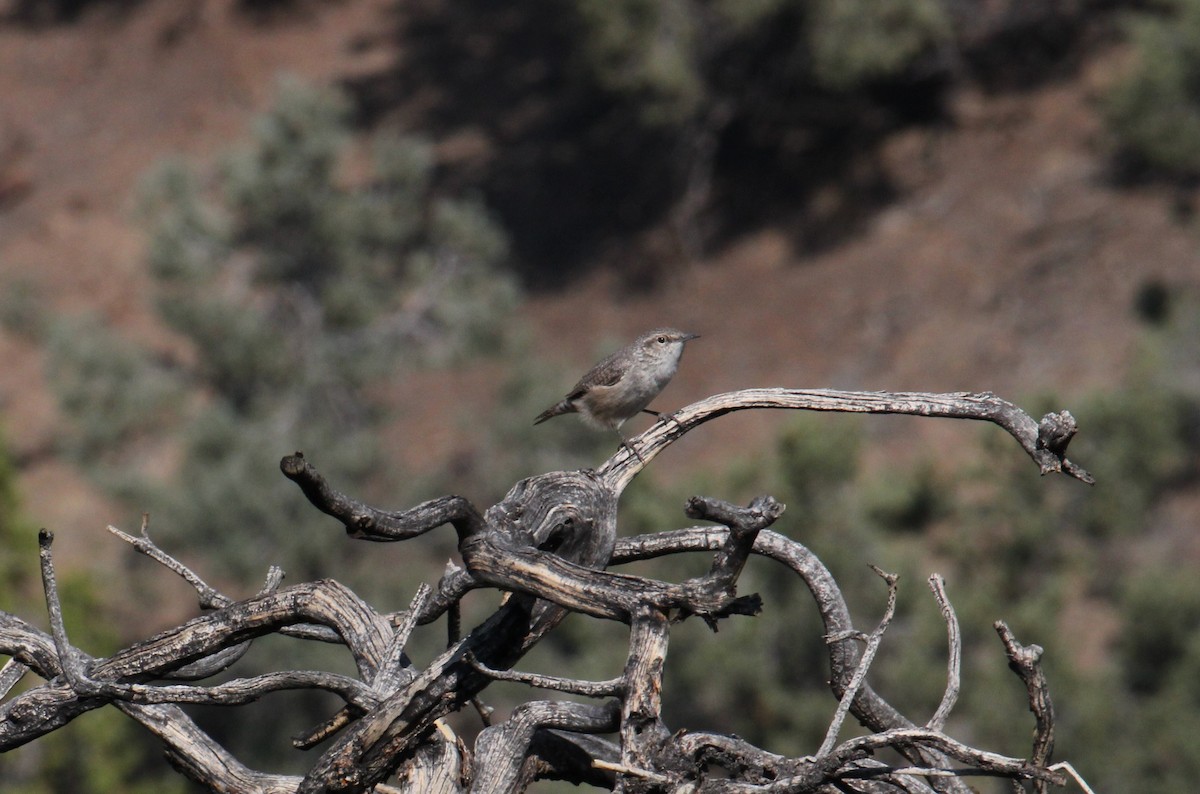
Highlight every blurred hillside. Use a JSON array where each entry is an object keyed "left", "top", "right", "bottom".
[
  {"left": 1, "top": 0, "right": 1196, "bottom": 536},
  {"left": 1, "top": 1, "right": 1200, "bottom": 790}
]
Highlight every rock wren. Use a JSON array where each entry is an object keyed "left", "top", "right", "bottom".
[{"left": 534, "top": 328, "right": 699, "bottom": 451}]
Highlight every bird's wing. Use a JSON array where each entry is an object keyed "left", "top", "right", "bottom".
[{"left": 566, "top": 352, "right": 626, "bottom": 399}]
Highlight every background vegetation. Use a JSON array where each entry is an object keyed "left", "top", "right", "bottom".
[
  {"left": 376, "top": 0, "right": 1118, "bottom": 284},
  {"left": 3, "top": 0, "right": 1200, "bottom": 790}
]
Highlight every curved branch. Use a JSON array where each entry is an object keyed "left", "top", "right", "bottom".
[
  {"left": 80, "top": 670, "right": 379, "bottom": 710},
  {"left": 0, "top": 612, "right": 62, "bottom": 682},
  {"left": 1, "top": 577, "right": 394, "bottom": 751},
  {"left": 611, "top": 527, "right": 974, "bottom": 793},
  {"left": 995, "top": 620, "right": 1056, "bottom": 789},
  {"left": 459, "top": 531, "right": 759, "bottom": 623},
  {"left": 818, "top": 566, "right": 899, "bottom": 757},
  {"left": 466, "top": 653, "right": 624, "bottom": 698},
  {"left": 472, "top": 700, "right": 621, "bottom": 793},
  {"left": 458, "top": 495, "right": 782, "bottom": 627},
  {"left": 926, "top": 575, "right": 961, "bottom": 732},
  {"left": 412, "top": 564, "right": 485, "bottom": 625},
  {"left": 280, "top": 452, "right": 486, "bottom": 543},
  {"left": 597, "top": 389, "right": 1093, "bottom": 491},
  {"left": 111, "top": 699, "right": 408, "bottom": 794},
  {"left": 826, "top": 727, "right": 1066, "bottom": 787}
]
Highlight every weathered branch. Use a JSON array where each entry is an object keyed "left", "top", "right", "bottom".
[
  {"left": 1, "top": 387, "right": 1090, "bottom": 792},
  {"left": 927, "top": 575, "right": 961, "bottom": 733},
  {"left": 413, "top": 563, "right": 482, "bottom": 625},
  {"left": 611, "top": 527, "right": 924, "bottom": 734},
  {"left": 818, "top": 565, "right": 899, "bottom": 757},
  {"left": 473, "top": 700, "right": 621, "bottom": 792},
  {"left": 617, "top": 605, "right": 673, "bottom": 789},
  {"left": 995, "top": 620, "right": 1056, "bottom": 793},
  {"left": 296, "top": 597, "right": 545, "bottom": 793},
  {"left": 459, "top": 520, "right": 762, "bottom": 625},
  {"left": 44, "top": 530, "right": 378, "bottom": 711},
  {"left": 687, "top": 494, "right": 784, "bottom": 600},
  {"left": 467, "top": 653, "right": 624, "bottom": 698},
  {"left": 281, "top": 451, "right": 486, "bottom": 543},
  {"left": 109, "top": 516, "right": 230, "bottom": 609},
  {"left": 611, "top": 527, "right": 975, "bottom": 792},
  {"left": 2, "top": 570, "right": 394, "bottom": 750},
  {"left": 598, "top": 389, "right": 1093, "bottom": 490},
  {"left": 0, "top": 658, "right": 27, "bottom": 699}
]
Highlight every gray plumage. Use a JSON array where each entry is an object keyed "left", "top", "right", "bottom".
[{"left": 534, "top": 328, "right": 699, "bottom": 436}]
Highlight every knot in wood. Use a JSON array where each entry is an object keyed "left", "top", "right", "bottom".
[
  {"left": 1036, "top": 410, "right": 1078, "bottom": 455},
  {"left": 9, "top": 699, "right": 38, "bottom": 724},
  {"left": 486, "top": 469, "right": 619, "bottom": 569}
]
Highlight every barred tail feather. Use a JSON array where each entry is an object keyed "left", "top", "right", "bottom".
[{"left": 534, "top": 400, "right": 575, "bottom": 425}]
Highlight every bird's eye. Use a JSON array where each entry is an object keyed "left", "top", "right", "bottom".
[{"left": 657, "top": 336, "right": 667, "bottom": 344}]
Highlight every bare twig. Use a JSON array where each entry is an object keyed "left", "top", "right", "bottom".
[
  {"left": 819, "top": 565, "right": 899, "bottom": 757},
  {"left": 832, "top": 728, "right": 1067, "bottom": 786},
  {"left": 927, "top": 575, "right": 961, "bottom": 732},
  {"left": 773, "top": 727, "right": 1067, "bottom": 791},
  {"left": 37, "top": 530, "right": 87, "bottom": 684},
  {"left": 378, "top": 584, "right": 429, "bottom": 691},
  {"left": 108, "top": 522, "right": 343, "bottom": 646},
  {"left": 108, "top": 518, "right": 228, "bottom": 609},
  {"left": 410, "top": 559, "right": 480, "bottom": 625},
  {"left": 466, "top": 653, "right": 623, "bottom": 698},
  {"left": 995, "top": 620, "right": 1056, "bottom": 791},
  {"left": 1049, "top": 761, "right": 1097, "bottom": 794},
  {"left": 592, "top": 758, "right": 672, "bottom": 784}
]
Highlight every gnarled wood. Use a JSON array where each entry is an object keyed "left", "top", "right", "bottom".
[{"left": 0, "top": 387, "right": 1090, "bottom": 792}]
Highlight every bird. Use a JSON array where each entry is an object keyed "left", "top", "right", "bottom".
[{"left": 534, "top": 327, "right": 699, "bottom": 455}]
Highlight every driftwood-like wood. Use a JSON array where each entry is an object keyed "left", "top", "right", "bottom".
[{"left": 0, "top": 388, "right": 1092, "bottom": 792}]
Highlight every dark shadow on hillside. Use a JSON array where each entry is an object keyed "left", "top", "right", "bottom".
[
  {"left": 342, "top": 1, "right": 952, "bottom": 288},
  {"left": 953, "top": 1, "right": 1127, "bottom": 92},
  {"left": 346, "top": 0, "right": 695, "bottom": 289},
  {"left": 701, "top": 6, "right": 952, "bottom": 256},
  {"left": 1, "top": 0, "right": 144, "bottom": 26},
  {"left": 344, "top": 0, "right": 1126, "bottom": 290}
]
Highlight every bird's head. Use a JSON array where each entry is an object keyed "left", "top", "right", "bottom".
[{"left": 639, "top": 328, "right": 700, "bottom": 359}]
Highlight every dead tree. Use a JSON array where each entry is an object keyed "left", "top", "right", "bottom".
[{"left": 0, "top": 388, "right": 1094, "bottom": 793}]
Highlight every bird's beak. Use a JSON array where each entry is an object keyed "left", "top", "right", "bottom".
[{"left": 684, "top": 333, "right": 700, "bottom": 342}]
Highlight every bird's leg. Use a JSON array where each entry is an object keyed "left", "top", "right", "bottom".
[
  {"left": 640, "top": 408, "right": 661, "bottom": 418},
  {"left": 615, "top": 431, "right": 645, "bottom": 463}
]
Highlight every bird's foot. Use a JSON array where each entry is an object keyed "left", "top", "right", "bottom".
[
  {"left": 661, "top": 410, "right": 685, "bottom": 430},
  {"left": 619, "top": 438, "right": 646, "bottom": 463}
]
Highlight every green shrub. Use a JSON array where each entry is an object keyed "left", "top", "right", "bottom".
[
  {"left": 572, "top": 0, "right": 703, "bottom": 126},
  {"left": 40, "top": 77, "right": 519, "bottom": 775},
  {"left": 1105, "top": 0, "right": 1200, "bottom": 174},
  {"left": 808, "top": 0, "right": 951, "bottom": 91},
  {"left": 47, "top": 79, "right": 517, "bottom": 585}
]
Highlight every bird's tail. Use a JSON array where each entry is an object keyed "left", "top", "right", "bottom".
[{"left": 533, "top": 400, "right": 574, "bottom": 425}]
